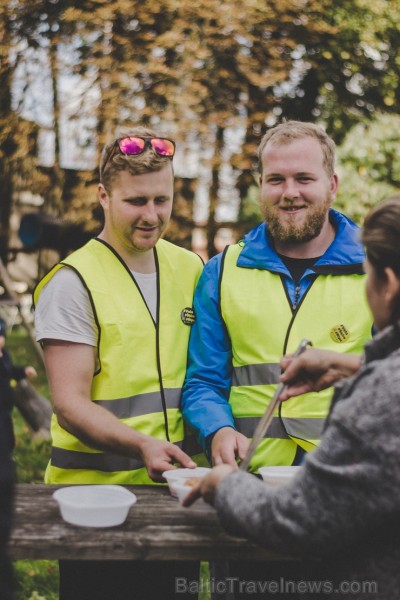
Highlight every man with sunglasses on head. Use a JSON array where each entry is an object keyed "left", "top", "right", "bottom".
[{"left": 33, "top": 127, "right": 204, "bottom": 600}]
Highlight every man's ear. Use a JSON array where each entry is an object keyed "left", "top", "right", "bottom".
[
  {"left": 98, "top": 183, "right": 109, "bottom": 209},
  {"left": 330, "top": 173, "right": 339, "bottom": 198}
]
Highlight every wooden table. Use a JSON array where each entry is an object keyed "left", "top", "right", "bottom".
[{"left": 9, "top": 484, "right": 290, "bottom": 562}]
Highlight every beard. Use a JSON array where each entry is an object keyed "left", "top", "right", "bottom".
[{"left": 264, "top": 199, "right": 332, "bottom": 244}]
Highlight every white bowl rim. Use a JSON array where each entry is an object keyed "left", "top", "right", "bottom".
[
  {"left": 53, "top": 485, "right": 137, "bottom": 509},
  {"left": 162, "top": 467, "right": 211, "bottom": 481}
]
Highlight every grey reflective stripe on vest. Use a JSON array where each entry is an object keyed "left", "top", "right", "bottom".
[
  {"left": 232, "top": 363, "right": 281, "bottom": 387},
  {"left": 283, "top": 417, "right": 326, "bottom": 440},
  {"left": 51, "top": 447, "right": 145, "bottom": 472},
  {"left": 93, "top": 388, "right": 181, "bottom": 419},
  {"left": 236, "top": 416, "right": 325, "bottom": 440},
  {"left": 235, "top": 417, "right": 289, "bottom": 439},
  {"left": 51, "top": 439, "right": 188, "bottom": 473}
]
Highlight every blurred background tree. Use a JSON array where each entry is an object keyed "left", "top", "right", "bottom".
[
  {"left": 336, "top": 111, "right": 400, "bottom": 222},
  {"left": 1, "top": 0, "right": 399, "bottom": 268}
]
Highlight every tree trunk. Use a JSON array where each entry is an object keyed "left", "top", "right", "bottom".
[
  {"left": 235, "top": 83, "right": 266, "bottom": 222},
  {"left": 47, "top": 35, "right": 64, "bottom": 216},
  {"left": 207, "top": 126, "right": 224, "bottom": 259},
  {"left": 13, "top": 379, "right": 52, "bottom": 437}
]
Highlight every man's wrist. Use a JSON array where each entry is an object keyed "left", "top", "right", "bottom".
[
  {"left": 336, "top": 353, "right": 362, "bottom": 377},
  {"left": 207, "top": 426, "right": 237, "bottom": 459},
  {"left": 206, "top": 426, "right": 235, "bottom": 461}
]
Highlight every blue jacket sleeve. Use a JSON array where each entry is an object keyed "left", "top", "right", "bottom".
[{"left": 181, "top": 254, "right": 235, "bottom": 451}]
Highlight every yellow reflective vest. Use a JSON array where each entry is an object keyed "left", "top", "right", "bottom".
[
  {"left": 220, "top": 243, "right": 373, "bottom": 473},
  {"left": 34, "top": 238, "right": 204, "bottom": 484}
]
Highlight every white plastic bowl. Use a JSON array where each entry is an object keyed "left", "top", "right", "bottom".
[
  {"left": 258, "top": 466, "right": 303, "bottom": 486},
  {"left": 162, "top": 467, "right": 210, "bottom": 498},
  {"left": 53, "top": 485, "right": 137, "bottom": 528}
]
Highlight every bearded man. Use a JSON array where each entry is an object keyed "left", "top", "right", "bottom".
[{"left": 181, "top": 120, "right": 373, "bottom": 472}]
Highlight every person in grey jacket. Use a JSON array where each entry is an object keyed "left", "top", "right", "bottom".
[{"left": 184, "top": 195, "right": 400, "bottom": 599}]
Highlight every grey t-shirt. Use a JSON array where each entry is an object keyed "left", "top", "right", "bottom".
[{"left": 35, "top": 268, "right": 157, "bottom": 344}]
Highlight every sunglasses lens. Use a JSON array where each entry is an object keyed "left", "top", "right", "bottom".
[
  {"left": 119, "top": 137, "right": 145, "bottom": 155},
  {"left": 117, "top": 136, "right": 175, "bottom": 158},
  {"left": 151, "top": 138, "right": 175, "bottom": 157}
]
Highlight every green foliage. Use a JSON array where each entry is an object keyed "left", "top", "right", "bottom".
[
  {"left": 200, "top": 562, "right": 211, "bottom": 600},
  {"left": 6, "top": 327, "right": 49, "bottom": 397},
  {"left": 278, "top": 0, "right": 400, "bottom": 142},
  {"left": 335, "top": 112, "right": 400, "bottom": 223},
  {"left": 237, "top": 184, "right": 262, "bottom": 234},
  {"left": 13, "top": 424, "right": 51, "bottom": 483},
  {"left": 13, "top": 561, "right": 59, "bottom": 600}
]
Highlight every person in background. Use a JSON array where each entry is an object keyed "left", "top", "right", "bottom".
[
  {"left": 0, "top": 317, "right": 37, "bottom": 599},
  {"left": 34, "top": 126, "right": 204, "bottom": 600},
  {"left": 185, "top": 196, "right": 400, "bottom": 599},
  {"left": 0, "top": 318, "right": 37, "bottom": 451},
  {"left": 0, "top": 419, "right": 15, "bottom": 600}
]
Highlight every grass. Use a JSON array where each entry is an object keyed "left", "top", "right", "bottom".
[
  {"left": 8, "top": 326, "right": 211, "bottom": 600},
  {"left": 8, "top": 325, "right": 51, "bottom": 485},
  {"left": 6, "top": 325, "right": 58, "bottom": 600}
]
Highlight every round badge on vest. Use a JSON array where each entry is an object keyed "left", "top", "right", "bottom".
[
  {"left": 181, "top": 307, "right": 195, "bottom": 326},
  {"left": 330, "top": 324, "right": 350, "bottom": 343}
]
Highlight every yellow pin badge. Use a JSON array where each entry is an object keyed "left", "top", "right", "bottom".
[{"left": 330, "top": 324, "right": 350, "bottom": 343}]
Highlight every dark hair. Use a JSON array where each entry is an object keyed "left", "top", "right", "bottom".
[
  {"left": 362, "top": 196, "right": 400, "bottom": 276},
  {"left": 362, "top": 195, "right": 400, "bottom": 322},
  {"left": 258, "top": 120, "right": 336, "bottom": 176},
  {"left": 99, "top": 126, "right": 174, "bottom": 192}
]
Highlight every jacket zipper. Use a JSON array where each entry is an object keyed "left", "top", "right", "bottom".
[{"left": 292, "top": 284, "right": 301, "bottom": 311}]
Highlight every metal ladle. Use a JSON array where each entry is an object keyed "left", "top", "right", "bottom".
[{"left": 239, "top": 338, "right": 311, "bottom": 472}]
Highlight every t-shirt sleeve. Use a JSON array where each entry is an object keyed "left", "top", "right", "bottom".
[{"left": 34, "top": 268, "right": 97, "bottom": 346}]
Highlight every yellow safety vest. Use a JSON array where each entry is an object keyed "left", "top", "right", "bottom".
[
  {"left": 220, "top": 243, "right": 373, "bottom": 473},
  {"left": 34, "top": 238, "right": 205, "bottom": 484}
]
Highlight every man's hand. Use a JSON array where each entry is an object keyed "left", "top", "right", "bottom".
[
  {"left": 183, "top": 464, "right": 235, "bottom": 507},
  {"left": 138, "top": 437, "right": 197, "bottom": 482},
  {"left": 211, "top": 427, "right": 249, "bottom": 468},
  {"left": 279, "top": 348, "right": 361, "bottom": 401}
]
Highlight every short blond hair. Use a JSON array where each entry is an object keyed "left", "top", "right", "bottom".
[
  {"left": 99, "top": 126, "right": 174, "bottom": 191},
  {"left": 258, "top": 120, "right": 336, "bottom": 176}
]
